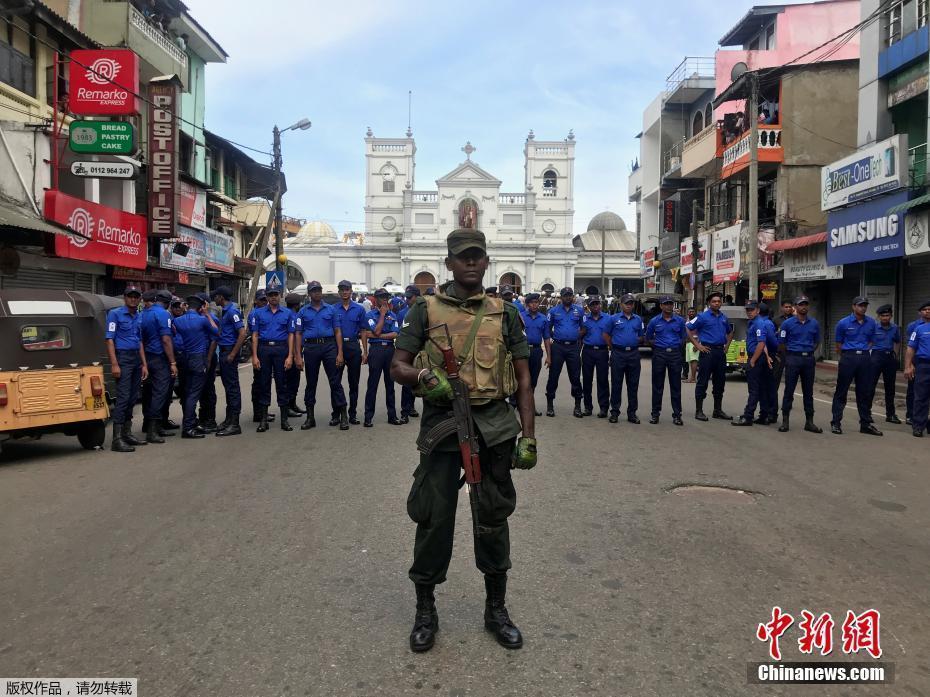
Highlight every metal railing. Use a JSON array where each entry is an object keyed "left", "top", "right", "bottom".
[
  {"left": 663, "top": 139, "right": 685, "bottom": 176},
  {"left": 129, "top": 3, "right": 188, "bottom": 67},
  {"left": 665, "top": 56, "right": 714, "bottom": 94},
  {"left": 909, "top": 143, "right": 927, "bottom": 187}
]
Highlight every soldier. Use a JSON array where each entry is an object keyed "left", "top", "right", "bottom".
[
  {"left": 520, "top": 292, "right": 550, "bottom": 417},
  {"left": 579, "top": 295, "right": 612, "bottom": 417},
  {"left": 830, "top": 296, "right": 882, "bottom": 436},
  {"left": 645, "top": 296, "right": 686, "bottom": 425},
  {"left": 172, "top": 294, "right": 218, "bottom": 439},
  {"left": 335, "top": 280, "right": 366, "bottom": 425},
  {"left": 284, "top": 293, "right": 306, "bottom": 419},
  {"left": 140, "top": 289, "right": 177, "bottom": 443},
  {"left": 104, "top": 285, "right": 149, "bottom": 452},
  {"left": 212, "top": 286, "right": 248, "bottom": 437},
  {"left": 545, "top": 287, "right": 584, "bottom": 417},
  {"left": 295, "top": 280, "right": 348, "bottom": 430},
  {"left": 501, "top": 284, "right": 523, "bottom": 313},
  {"left": 249, "top": 288, "right": 296, "bottom": 432},
  {"left": 605, "top": 293, "right": 644, "bottom": 424},
  {"left": 732, "top": 301, "right": 771, "bottom": 426},
  {"left": 397, "top": 285, "right": 421, "bottom": 422},
  {"left": 870, "top": 304, "right": 902, "bottom": 425},
  {"left": 390, "top": 228, "right": 536, "bottom": 652},
  {"left": 904, "top": 299, "right": 930, "bottom": 437},
  {"left": 686, "top": 291, "right": 734, "bottom": 421},
  {"left": 362, "top": 288, "right": 403, "bottom": 427},
  {"left": 776, "top": 295, "right": 822, "bottom": 433}
]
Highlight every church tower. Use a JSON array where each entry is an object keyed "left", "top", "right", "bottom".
[
  {"left": 524, "top": 130, "right": 575, "bottom": 249},
  {"left": 364, "top": 128, "right": 416, "bottom": 244}
]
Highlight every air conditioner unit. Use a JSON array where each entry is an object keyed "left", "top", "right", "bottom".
[{"left": 668, "top": 156, "right": 681, "bottom": 171}]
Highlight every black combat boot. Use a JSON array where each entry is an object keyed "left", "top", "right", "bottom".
[
  {"left": 778, "top": 412, "right": 790, "bottom": 432},
  {"left": 712, "top": 397, "right": 731, "bottom": 420},
  {"left": 328, "top": 412, "right": 341, "bottom": 427},
  {"left": 695, "top": 398, "right": 708, "bottom": 422},
  {"left": 280, "top": 412, "right": 293, "bottom": 431},
  {"left": 122, "top": 421, "right": 147, "bottom": 446},
  {"left": 546, "top": 399, "right": 555, "bottom": 417},
  {"left": 804, "top": 413, "right": 823, "bottom": 434},
  {"left": 146, "top": 418, "right": 166, "bottom": 444},
  {"left": 339, "top": 406, "right": 349, "bottom": 431},
  {"left": 410, "top": 583, "right": 438, "bottom": 652},
  {"left": 484, "top": 574, "right": 523, "bottom": 649},
  {"left": 257, "top": 407, "right": 269, "bottom": 433},
  {"left": 573, "top": 399, "right": 583, "bottom": 418},
  {"left": 288, "top": 400, "right": 305, "bottom": 417},
  {"left": 216, "top": 417, "right": 242, "bottom": 437},
  {"left": 199, "top": 418, "right": 218, "bottom": 434},
  {"left": 301, "top": 410, "right": 316, "bottom": 430},
  {"left": 110, "top": 422, "right": 134, "bottom": 453}
]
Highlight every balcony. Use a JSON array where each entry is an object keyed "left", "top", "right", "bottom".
[
  {"left": 410, "top": 191, "right": 437, "bottom": 203},
  {"left": 83, "top": 0, "right": 188, "bottom": 88},
  {"left": 663, "top": 140, "right": 684, "bottom": 178},
  {"left": 681, "top": 124, "right": 721, "bottom": 178},
  {"left": 664, "top": 56, "right": 715, "bottom": 106},
  {"left": 499, "top": 193, "right": 525, "bottom": 205},
  {"left": 628, "top": 165, "right": 643, "bottom": 201},
  {"left": 720, "top": 126, "right": 783, "bottom": 179}
]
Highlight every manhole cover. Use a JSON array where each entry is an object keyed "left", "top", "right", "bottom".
[{"left": 666, "top": 484, "right": 762, "bottom": 504}]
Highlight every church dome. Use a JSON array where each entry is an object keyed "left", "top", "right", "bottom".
[
  {"left": 296, "top": 220, "right": 337, "bottom": 242},
  {"left": 587, "top": 211, "right": 627, "bottom": 232}
]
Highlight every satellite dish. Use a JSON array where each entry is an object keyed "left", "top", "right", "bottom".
[{"left": 731, "top": 61, "right": 749, "bottom": 82}]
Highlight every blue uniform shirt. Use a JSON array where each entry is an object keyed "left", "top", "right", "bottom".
[
  {"left": 171, "top": 318, "right": 185, "bottom": 354},
  {"left": 746, "top": 316, "right": 767, "bottom": 356},
  {"left": 778, "top": 316, "right": 821, "bottom": 353},
  {"left": 296, "top": 302, "right": 341, "bottom": 338},
  {"left": 547, "top": 303, "right": 585, "bottom": 341},
  {"left": 872, "top": 322, "right": 900, "bottom": 351},
  {"left": 906, "top": 318, "right": 922, "bottom": 338},
  {"left": 511, "top": 298, "right": 525, "bottom": 313},
  {"left": 218, "top": 303, "right": 245, "bottom": 347},
  {"left": 834, "top": 314, "right": 876, "bottom": 350},
  {"left": 173, "top": 310, "right": 218, "bottom": 354},
  {"left": 105, "top": 305, "right": 143, "bottom": 350},
  {"left": 140, "top": 304, "right": 172, "bottom": 354},
  {"left": 908, "top": 320, "right": 930, "bottom": 358},
  {"left": 609, "top": 312, "right": 645, "bottom": 348},
  {"left": 249, "top": 305, "right": 295, "bottom": 342},
  {"left": 335, "top": 301, "right": 367, "bottom": 340},
  {"left": 396, "top": 303, "right": 416, "bottom": 326},
  {"left": 582, "top": 312, "right": 613, "bottom": 346},
  {"left": 521, "top": 310, "right": 550, "bottom": 345},
  {"left": 365, "top": 309, "right": 399, "bottom": 340},
  {"left": 686, "top": 309, "right": 732, "bottom": 346},
  {"left": 645, "top": 313, "right": 687, "bottom": 349},
  {"left": 763, "top": 317, "right": 779, "bottom": 354}
]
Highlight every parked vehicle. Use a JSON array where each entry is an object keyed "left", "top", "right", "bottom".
[
  {"left": 0, "top": 290, "right": 117, "bottom": 452},
  {"left": 720, "top": 305, "right": 749, "bottom": 375},
  {"left": 632, "top": 293, "right": 687, "bottom": 355}
]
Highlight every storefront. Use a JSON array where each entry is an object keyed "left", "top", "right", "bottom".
[
  {"left": 711, "top": 223, "right": 742, "bottom": 302},
  {"left": 901, "top": 208, "right": 930, "bottom": 323}
]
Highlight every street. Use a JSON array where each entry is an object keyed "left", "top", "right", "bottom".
[{"left": 0, "top": 364, "right": 928, "bottom": 697}]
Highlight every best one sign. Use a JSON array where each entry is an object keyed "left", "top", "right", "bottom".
[{"left": 68, "top": 49, "right": 140, "bottom": 116}]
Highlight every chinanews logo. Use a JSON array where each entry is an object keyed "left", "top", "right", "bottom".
[
  {"left": 85, "top": 57, "right": 121, "bottom": 86},
  {"left": 67, "top": 208, "right": 94, "bottom": 248}
]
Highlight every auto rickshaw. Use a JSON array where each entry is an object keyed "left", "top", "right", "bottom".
[
  {"left": 0, "top": 289, "right": 119, "bottom": 452},
  {"left": 632, "top": 293, "right": 687, "bottom": 355},
  {"left": 720, "top": 305, "right": 749, "bottom": 375}
]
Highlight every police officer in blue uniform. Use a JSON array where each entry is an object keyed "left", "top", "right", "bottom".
[
  {"left": 250, "top": 288, "right": 296, "bottom": 432},
  {"left": 172, "top": 294, "right": 218, "bottom": 439},
  {"left": 580, "top": 295, "right": 612, "bottom": 418},
  {"left": 398, "top": 284, "right": 421, "bottom": 422},
  {"left": 140, "top": 289, "right": 177, "bottom": 443},
  {"left": 520, "top": 293, "right": 550, "bottom": 417},
  {"left": 870, "top": 304, "right": 902, "bottom": 424},
  {"left": 105, "top": 285, "right": 149, "bottom": 452},
  {"left": 686, "top": 291, "right": 734, "bottom": 421},
  {"left": 247, "top": 290, "right": 274, "bottom": 423},
  {"left": 335, "top": 280, "right": 366, "bottom": 425},
  {"left": 210, "top": 286, "right": 248, "bottom": 436},
  {"left": 905, "top": 313, "right": 924, "bottom": 425},
  {"left": 606, "top": 293, "right": 644, "bottom": 424},
  {"left": 363, "top": 288, "right": 403, "bottom": 427},
  {"left": 830, "top": 296, "right": 882, "bottom": 436},
  {"left": 776, "top": 295, "right": 822, "bottom": 433},
  {"left": 545, "top": 287, "right": 584, "bottom": 417},
  {"left": 160, "top": 296, "right": 186, "bottom": 431},
  {"left": 295, "top": 280, "right": 348, "bottom": 430},
  {"left": 645, "top": 296, "right": 686, "bottom": 425},
  {"left": 756, "top": 303, "right": 779, "bottom": 424},
  {"left": 284, "top": 293, "right": 305, "bottom": 418},
  {"left": 904, "top": 299, "right": 930, "bottom": 437},
  {"left": 195, "top": 292, "right": 221, "bottom": 433},
  {"left": 732, "top": 301, "right": 772, "bottom": 426}
]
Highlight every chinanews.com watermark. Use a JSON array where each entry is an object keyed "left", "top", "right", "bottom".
[{"left": 748, "top": 662, "right": 893, "bottom": 685}]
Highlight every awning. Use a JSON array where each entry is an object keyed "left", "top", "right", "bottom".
[
  {"left": 0, "top": 198, "right": 72, "bottom": 237},
  {"left": 766, "top": 231, "right": 827, "bottom": 251},
  {"left": 887, "top": 192, "right": 930, "bottom": 215}
]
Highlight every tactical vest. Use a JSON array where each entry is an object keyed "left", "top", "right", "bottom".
[{"left": 414, "top": 292, "right": 517, "bottom": 405}]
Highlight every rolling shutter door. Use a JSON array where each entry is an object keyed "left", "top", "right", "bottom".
[
  {"left": 0, "top": 268, "right": 95, "bottom": 291},
  {"left": 902, "top": 255, "right": 930, "bottom": 325},
  {"left": 824, "top": 265, "right": 862, "bottom": 360}
]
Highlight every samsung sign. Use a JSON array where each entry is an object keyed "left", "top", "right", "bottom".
[
  {"left": 826, "top": 190, "right": 908, "bottom": 266},
  {"left": 821, "top": 135, "right": 907, "bottom": 211}
]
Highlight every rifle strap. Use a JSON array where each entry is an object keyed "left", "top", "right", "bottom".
[{"left": 458, "top": 298, "right": 487, "bottom": 364}]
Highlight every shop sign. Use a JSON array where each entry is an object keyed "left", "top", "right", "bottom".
[
  {"left": 68, "top": 49, "right": 140, "bottom": 116},
  {"left": 204, "top": 229, "right": 234, "bottom": 272},
  {"left": 864, "top": 285, "right": 895, "bottom": 320},
  {"left": 159, "top": 225, "right": 205, "bottom": 272},
  {"left": 887, "top": 62, "right": 929, "bottom": 108},
  {"left": 784, "top": 244, "right": 844, "bottom": 281},
  {"left": 826, "top": 190, "right": 908, "bottom": 265},
  {"left": 680, "top": 232, "right": 711, "bottom": 274},
  {"left": 904, "top": 210, "right": 930, "bottom": 256},
  {"left": 44, "top": 190, "right": 147, "bottom": 269},
  {"left": 113, "top": 266, "right": 179, "bottom": 283},
  {"left": 148, "top": 78, "right": 179, "bottom": 237},
  {"left": 663, "top": 200, "right": 675, "bottom": 232},
  {"left": 70, "top": 161, "right": 136, "bottom": 179},
  {"left": 640, "top": 247, "right": 656, "bottom": 278},
  {"left": 712, "top": 223, "right": 742, "bottom": 284},
  {"left": 68, "top": 121, "right": 135, "bottom": 154},
  {"left": 821, "top": 135, "right": 907, "bottom": 211},
  {"left": 179, "top": 181, "right": 207, "bottom": 230},
  {"left": 760, "top": 282, "right": 778, "bottom": 301}
]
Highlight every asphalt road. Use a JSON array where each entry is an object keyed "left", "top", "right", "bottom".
[{"left": 0, "top": 362, "right": 928, "bottom": 697}]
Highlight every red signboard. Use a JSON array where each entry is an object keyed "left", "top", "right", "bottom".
[
  {"left": 148, "top": 78, "right": 179, "bottom": 237},
  {"left": 663, "top": 200, "right": 676, "bottom": 232},
  {"left": 68, "top": 49, "right": 140, "bottom": 116},
  {"left": 44, "top": 190, "right": 147, "bottom": 269}
]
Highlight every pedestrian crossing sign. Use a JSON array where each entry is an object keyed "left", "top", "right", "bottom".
[{"left": 265, "top": 270, "right": 285, "bottom": 293}]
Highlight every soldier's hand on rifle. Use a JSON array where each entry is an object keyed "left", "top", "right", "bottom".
[
  {"left": 418, "top": 368, "right": 453, "bottom": 402},
  {"left": 512, "top": 437, "right": 537, "bottom": 470}
]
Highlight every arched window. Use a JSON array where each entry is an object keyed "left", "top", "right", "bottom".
[
  {"left": 542, "top": 169, "right": 557, "bottom": 197},
  {"left": 692, "top": 111, "right": 704, "bottom": 137},
  {"left": 458, "top": 198, "right": 479, "bottom": 228},
  {"left": 705, "top": 103, "right": 713, "bottom": 129}
]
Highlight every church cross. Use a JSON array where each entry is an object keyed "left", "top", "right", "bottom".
[{"left": 462, "top": 141, "right": 476, "bottom": 160}]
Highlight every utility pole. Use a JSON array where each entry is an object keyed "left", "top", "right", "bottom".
[
  {"left": 691, "top": 197, "right": 700, "bottom": 308},
  {"left": 272, "top": 125, "right": 284, "bottom": 275},
  {"left": 748, "top": 73, "right": 760, "bottom": 302},
  {"left": 600, "top": 228, "right": 606, "bottom": 297}
]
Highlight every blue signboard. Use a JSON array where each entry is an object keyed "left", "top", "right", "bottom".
[
  {"left": 265, "top": 270, "right": 285, "bottom": 293},
  {"left": 826, "top": 190, "right": 909, "bottom": 266}
]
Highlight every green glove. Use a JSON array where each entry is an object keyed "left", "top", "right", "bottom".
[
  {"left": 419, "top": 368, "right": 453, "bottom": 403},
  {"left": 512, "top": 437, "right": 537, "bottom": 470}
]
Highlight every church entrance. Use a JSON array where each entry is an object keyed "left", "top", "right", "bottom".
[
  {"left": 413, "top": 271, "right": 436, "bottom": 294},
  {"left": 585, "top": 284, "right": 600, "bottom": 296},
  {"left": 540, "top": 283, "right": 555, "bottom": 293},
  {"left": 498, "top": 272, "right": 522, "bottom": 294}
]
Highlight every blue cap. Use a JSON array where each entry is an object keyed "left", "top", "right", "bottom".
[
  {"left": 404, "top": 284, "right": 421, "bottom": 296},
  {"left": 919, "top": 299, "right": 930, "bottom": 310},
  {"left": 374, "top": 288, "right": 390, "bottom": 299},
  {"left": 852, "top": 296, "right": 869, "bottom": 306},
  {"left": 211, "top": 285, "right": 233, "bottom": 299},
  {"left": 560, "top": 287, "right": 575, "bottom": 296},
  {"left": 794, "top": 295, "right": 810, "bottom": 304},
  {"left": 659, "top": 295, "right": 673, "bottom": 304},
  {"left": 155, "top": 289, "right": 173, "bottom": 303},
  {"left": 744, "top": 300, "right": 759, "bottom": 310},
  {"left": 307, "top": 280, "right": 323, "bottom": 292},
  {"left": 255, "top": 289, "right": 267, "bottom": 301},
  {"left": 525, "top": 292, "right": 540, "bottom": 302},
  {"left": 621, "top": 293, "right": 635, "bottom": 303},
  {"left": 337, "top": 279, "right": 353, "bottom": 289}
]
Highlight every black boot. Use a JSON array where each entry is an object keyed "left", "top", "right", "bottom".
[
  {"left": 199, "top": 418, "right": 218, "bottom": 434},
  {"left": 280, "top": 413, "right": 293, "bottom": 431},
  {"left": 257, "top": 407, "right": 269, "bottom": 433},
  {"left": 778, "top": 412, "right": 790, "bottom": 432},
  {"left": 252, "top": 405, "right": 262, "bottom": 423},
  {"left": 110, "top": 422, "right": 134, "bottom": 453},
  {"left": 216, "top": 417, "right": 242, "bottom": 436},
  {"left": 546, "top": 399, "right": 555, "bottom": 417},
  {"left": 804, "top": 413, "right": 823, "bottom": 434},
  {"left": 301, "top": 410, "right": 316, "bottom": 430},
  {"left": 157, "top": 420, "right": 176, "bottom": 437},
  {"left": 484, "top": 574, "right": 523, "bottom": 649},
  {"left": 146, "top": 418, "right": 166, "bottom": 444},
  {"left": 712, "top": 398, "right": 731, "bottom": 420},
  {"left": 573, "top": 400, "right": 583, "bottom": 418},
  {"left": 695, "top": 398, "right": 708, "bottom": 421},
  {"left": 288, "top": 400, "right": 305, "bottom": 416},
  {"left": 122, "top": 421, "right": 147, "bottom": 446},
  {"left": 339, "top": 406, "right": 349, "bottom": 431},
  {"left": 328, "top": 412, "right": 341, "bottom": 427},
  {"left": 410, "top": 584, "right": 438, "bottom": 652}
]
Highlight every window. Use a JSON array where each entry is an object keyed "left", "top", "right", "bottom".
[
  {"left": 542, "top": 169, "right": 557, "bottom": 197},
  {"left": 20, "top": 325, "right": 72, "bottom": 351},
  {"left": 0, "top": 41, "right": 35, "bottom": 97},
  {"left": 887, "top": 1, "right": 903, "bottom": 45},
  {"left": 920, "top": 0, "right": 929, "bottom": 27},
  {"left": 765, "top": 24, "right": 776, "bottom": 50},
  {"left": 692, "top": 112, "right": 704, "bottom": 137},
  {"left": 705, "top": 103, "right": 713, "bottom": 129},
  {"left": 179, "top": 133, "right": 193, "bottom": 176},
  {"left": 748, "top": 36, "right": 760, "bottom": 51}
]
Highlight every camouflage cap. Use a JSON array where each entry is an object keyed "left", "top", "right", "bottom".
[{"left": 447, "top": 228, "right": 486, "bottom": 256}]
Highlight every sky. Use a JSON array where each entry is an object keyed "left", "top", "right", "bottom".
[{"left": 190, "top": 0, "right": 762, "bottom": 236}]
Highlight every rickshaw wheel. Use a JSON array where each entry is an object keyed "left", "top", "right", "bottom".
[{"left": 78, "top": 421, "right": 106, "bottom": 450}]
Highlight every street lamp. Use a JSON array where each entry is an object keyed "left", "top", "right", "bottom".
[{"left": 272, "top": 117, "right": 311, "bottom": 276}]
